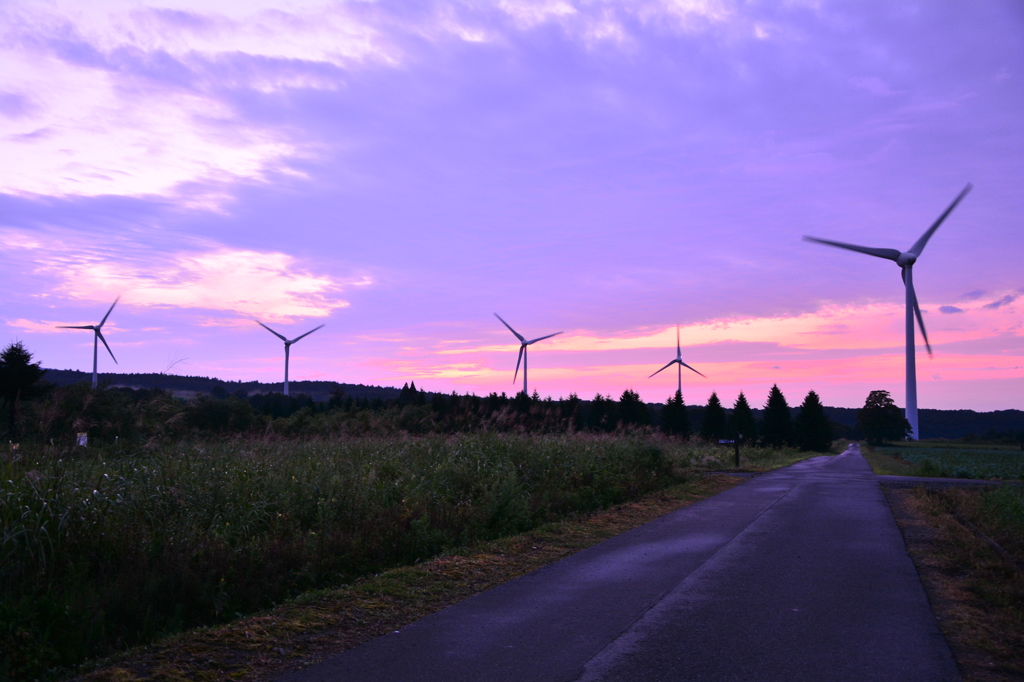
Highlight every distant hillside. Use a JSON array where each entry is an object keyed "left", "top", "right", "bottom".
[
  {"left": 41, "top": 369, "right": 400, "bottom": 403},
  {"left": 41, "top": 369, "right": 1023, "bottom": 439}
]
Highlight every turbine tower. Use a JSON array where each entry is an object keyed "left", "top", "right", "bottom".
[
  {"left": 649, "top": 324, "right": 705, "bottom": 394},
  {"left": 494, "top": 313, "right": 562, "bottom": 397},
  {"left": 804, "top": 184, "right": 972, "bottom": 440},
  {"left": 256, "top": 320, "right": 325, "bottom": 396},
  {"left": 57, "top": 297, "right": 120, "bottom": 388}
]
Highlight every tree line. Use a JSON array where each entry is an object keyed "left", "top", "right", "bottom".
[{"left": 1, "top": 341, "right": 947, "bottom": 449}]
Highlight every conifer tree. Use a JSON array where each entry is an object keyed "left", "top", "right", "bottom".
[
  {"left": 728, "top": 392, "right": 757, "bottom": 443},
  {"left": 0, "top": 341, "right": 47, "bottom": 441},
  {"left": 618, "top": 389, "right": 651, "bottom": 427},
  {"left": 856, "top": 390, "right": 911, "bottom": 444},
  {"left": 700, "top": 392, "right": 727, "bottom": 441},
  {"left": 661, "top": 390, "right": 691, "bottom": 438},
  {"left": 794, "top": 390, "right": 833, "bottom": 451},
  {"left": 760, "top": 384, "right": 795, "bottom": 447}
]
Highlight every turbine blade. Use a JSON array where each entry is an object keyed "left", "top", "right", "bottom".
[
  {"left": 513, "top": 345, "right": 524, "bottom": 384},
  {"left": 680, "top": 361, "right": 707, "bottom": 378},
  {"left": 676, "top": 325, "right": 681, "bottom": 356},
  {"left": 494, "top": 313, "right": 525, "bottom": 343},
  {"left": 802, "top": 236, "right": 901, "bottom": 262},
  {"left": 291, "top": 324, "right": 325, "bottom": 344},
  {"left": 649, "top": 359, "right": 676, "bottom": 378},
  {"left": 256, "top": 320, "right": 288, "bottom": 342},
  {"left": 907, "top": 279, "right": 933, "bottom": 356},
  {"left": 527, "top": 331, "right": 563, "bottom": 344},
  {"left": 57, "top": 325, "right": 95, "bottom": 330},
  {"left": 908, "top": 183, "right": 972, "bottom": 258},
  {"left": 96, "top": 330, "right": 117, "bottom": 364},
  {"left": 98, "top": 295, "right": 120, "bottom": 327}
]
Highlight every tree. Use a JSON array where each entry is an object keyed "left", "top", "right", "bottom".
[
  {"left": 761, "top": 384, "right": 794, "bottom": 448},
  {"left": 728, "top": 392, "right": 757, "bottom": 443},
  {"left": 794, "top": 390, "right": 833, "bottom": 451},
  {"left": 700, "top": 392, "right": 727, "bottom": 441},
  {"left": 857, "top": 390, "right": 911, "bottom": 444},
  {"left": 0, "top": 341, "right": 47, "bottom": 440},
  {"left": 661, "top": 390, "right": 691, "bottom": 438},
  {"left": 618, "top": 389, "right": 651, "bottom": 427}
]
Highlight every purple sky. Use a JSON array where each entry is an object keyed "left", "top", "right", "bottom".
[{"left": 2, "top": 0, "right": 1022, "bottom": 411}]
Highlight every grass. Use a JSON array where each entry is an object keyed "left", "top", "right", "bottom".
[
  {"left": 869, "top": 445, "right": 1024, "bottom": 479},
  {"left": 1, "top": 433, "right": 818, "bottom": 680},
  {"left": 75, "top": 475, "right": 743, "bottom": 681},
  {"left": 886, "top": 485, "right": 1024, "bottom": 680}
]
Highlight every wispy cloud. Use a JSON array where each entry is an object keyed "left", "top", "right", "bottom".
[
  {"left": 983, "top": 294, "right": 1018, "bottom": 310},
  {"left": 939, "top": 305, "right": 964, "bottom": 314}
]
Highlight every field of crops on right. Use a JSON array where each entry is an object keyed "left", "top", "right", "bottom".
[{"left": 876, "top": 445, "right": 1024, "bottom": 479}]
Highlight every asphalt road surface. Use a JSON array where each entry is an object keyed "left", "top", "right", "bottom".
[{"left": 281, "top": 444, "right": 959, "bottom": 681}]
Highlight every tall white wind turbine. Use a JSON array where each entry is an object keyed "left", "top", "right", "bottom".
[
  {"left": 803, "top": 184, "right": 972, "bottom": 440},
  {"left": 494, "top": 313, "right": 562, "bottom": 397},
  {"left": 649, "top": 325, "right": 706, "bottom": 394},
  {"left": 57, "top": 297, "right": 120, "bottom": 389},
  {"left": 256, "top": 321, "right": 325, "bottom": 396}
]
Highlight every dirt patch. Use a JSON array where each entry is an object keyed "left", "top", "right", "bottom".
[
  {"left": 886, "top": 487, "right": 1024, "bottom": 681},
  {"left": 76, "top": 475, "right": 742, "bottom": 682}
]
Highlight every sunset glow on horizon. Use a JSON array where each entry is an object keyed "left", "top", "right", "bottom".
[{"left": 2, "top": 0, "right": 1022, "bottom": 413}]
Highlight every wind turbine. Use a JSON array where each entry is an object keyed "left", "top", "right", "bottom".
[
  {"left": 649, "top": 324, "right": 706, "bottom": 394},
  {"left": 256, "top": 320, "right": 325, "bottom": 396},
  {"left": 803, "top": 183, "right": 972, "bottom": 440},
  {"left": 57, "top": 297, "right": 119, "bottom": 389},
  {"left": 494, "top": 313, "right": 562, "bottom": 397}
]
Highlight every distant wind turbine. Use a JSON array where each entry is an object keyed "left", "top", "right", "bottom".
[
  {"left": 494, "top": 313, "right": 562, "bottom": 397},
  {"left": 256, "top": 320, "right": 325, "bottom": 396},
  {"left": 803, "top": 183, "right": 972, "bottom": 440},
  {"left": 57, "top": 297, "right": 120, "bottom": 389},
  {"left": 649, "top": 325, "right": 706, "bottom": 393}
]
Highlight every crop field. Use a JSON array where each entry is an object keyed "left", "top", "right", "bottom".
[
  {"left": 0, "top": 433, "right": 819, "bottom": 679},
  {"left": 876, "top": 445, "right": 1024, "bottom": 479}
]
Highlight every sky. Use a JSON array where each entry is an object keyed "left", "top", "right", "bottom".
[{"left": 1, "top": 0, "right": 1022, "bottom": 413}]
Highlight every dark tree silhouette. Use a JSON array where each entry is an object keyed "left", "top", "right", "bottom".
[
  {"left": 728, "top": 392, "right": 757, "bottom": 443},
  {"left": 700, "top": 392, "right": 728, "bottom": 441},
  {"left": 761, "top": 384, "right": 795, "bottom": 447},
  {"left": 857, "top": 390, "right": 911, "bottom": 444},
  {"left": 661, "top": 390, "right": 691, "bottom": 438},
  {"left": 0, "top": 341, "right": 47, "bottom": 440},
  {"left": 618, "top": 389, "right": 651, "bottom": 427},
  {"left": 795, "top": 390, "right": 833, "bottom": 451}
]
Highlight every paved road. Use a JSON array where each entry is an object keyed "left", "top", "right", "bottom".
[{"left": 282, "top": 445, "right": 959, "bottom": 682}]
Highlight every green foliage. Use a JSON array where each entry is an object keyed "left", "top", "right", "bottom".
[
  {"left": 700, "top": 392, "right": 727, "bottom": 441},
  {"left": 728, "top": 392, "right": 757, "bottom": 442},
  {"left": 857, "top": 390, "right": 911, "bottom": 445},
  {"left": 876, "top": 446, "right": 1024, "bottom": 479},
  {"left": 760, "top": 384, "right": 794, "bottom": 448},
  {"left": 0, "top": 433, "right": 709, "bottom": 678},
  {"left": 794, "top": 390, "right": 833, "bottom": 452},
  {"left": 660, "top": 390, "right": 690, "bottom": 438}
]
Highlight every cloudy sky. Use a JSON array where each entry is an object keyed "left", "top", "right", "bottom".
[{"left": 2, "top": 0, "right": 1022, "bottom": 411}]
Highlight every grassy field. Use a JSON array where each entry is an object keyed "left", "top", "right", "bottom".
[
  {"left": 887, "top": 484, "right": 1024, "bottom": 680},
  {"left": 1, "top": 433, "right": 820, "bottom": 680},
  {"left": 871, "top": 444, "right": 1024, "bottom": 479}
]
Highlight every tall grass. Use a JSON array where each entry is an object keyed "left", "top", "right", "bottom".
[{"left": 0, "top": 434, "right": 812, "bottom": 678}]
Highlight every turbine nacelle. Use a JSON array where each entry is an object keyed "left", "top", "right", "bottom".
[{"left": 896, "top": 252, "right": 917, "bottom": 267}]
